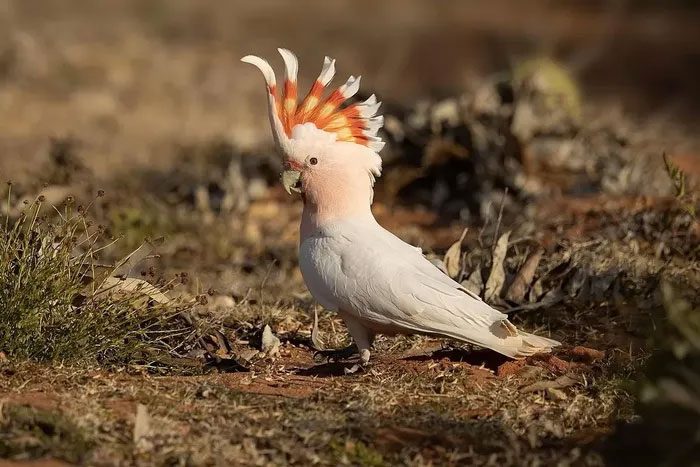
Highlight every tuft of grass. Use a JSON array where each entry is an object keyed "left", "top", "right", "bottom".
[
  {"left": 0, "top": 404, "right": 93, "bottom": 463},
  {"left": 0, "top": 187, "right": 204, "bottom": 370}
]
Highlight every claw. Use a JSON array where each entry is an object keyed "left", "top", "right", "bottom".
[{"left": 313, "top": 344, "right": 358, "bottom": 363}]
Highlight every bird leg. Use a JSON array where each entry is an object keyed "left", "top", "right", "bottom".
[
  {"left": 341, "top": 313, "right": 373, "bottom": 366},
  {"left": 313, "top": 313, "right": 374, "bottom": 369}
]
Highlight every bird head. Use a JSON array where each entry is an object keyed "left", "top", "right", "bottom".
[{"left": 241, "top": 49, "right": 384, "bottom": 198}]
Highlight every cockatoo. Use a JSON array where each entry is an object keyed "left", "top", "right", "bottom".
[{"left": 242, "top": 49, "right": 560, "bottom": 365}]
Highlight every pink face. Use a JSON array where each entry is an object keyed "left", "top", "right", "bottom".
[{"left": 283, "top": 144, "right": 377, "bottom": 226}]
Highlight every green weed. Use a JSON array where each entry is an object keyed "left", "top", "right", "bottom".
[{"left": 0, "top": 186, "right": 204, "bottom": 370}]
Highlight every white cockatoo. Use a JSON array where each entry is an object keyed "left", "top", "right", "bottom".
[{"left": 242, "top": 49, "right": 560, "bottom": 364}]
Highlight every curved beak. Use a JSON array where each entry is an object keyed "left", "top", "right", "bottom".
[{"left": 281, "top": 169, "right": 302, "bottom": 195}]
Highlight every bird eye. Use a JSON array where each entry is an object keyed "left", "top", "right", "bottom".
[{"left": 309, "top": 157, "right": 318, "bottom": 166}]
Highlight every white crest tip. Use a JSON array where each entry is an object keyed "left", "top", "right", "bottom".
[
  {"left": 369, "top": 141, "right": 385, "bottom": 152},
  {"left": 361, "top": 94, "right": 377, "bottom": 106},
  {"left": 318, "top": 57, "right": 336, "bottom": 85},
  {"left": 240, "top": 55, "right": 276, "bottom": 87},
  {"left": 341, "top": 75, "right": 361, "bottom": 98},
  {"left": 277, "top": 48, "right": 298, "bottom": 82},
  {"left": 358, "top": 102, "right": 381, "bottom": 118}
]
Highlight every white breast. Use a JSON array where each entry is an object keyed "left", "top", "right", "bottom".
[{"left": 298, "top": 231, "right": 344, "bottom": 312}]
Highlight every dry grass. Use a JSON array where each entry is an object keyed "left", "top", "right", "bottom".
[
  {"left": 0, "top": 189, "right": 207, "bottom": 371},
  {"left": 0, "top": 346, "right": 638, "bottom": 465}
]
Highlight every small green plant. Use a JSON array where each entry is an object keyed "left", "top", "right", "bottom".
[
  {"left": 0, "top": 185, "right": 203, "bottom": 370},
  {"left": 512, "top": 56, "right": 582, "bottom": 121},
  {"left": 663, "top": 152, "right": 696, "bottom": 218},
  {"left": 108, "top": 201, "right": 174, "bottom": 253},
  {"left": 330, "top": 438, "right": 386, "bottom": 467}
]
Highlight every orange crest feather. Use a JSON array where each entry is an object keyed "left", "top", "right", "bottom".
[{"left": 242, "top": 49, "right": 384, "bottom": 153}]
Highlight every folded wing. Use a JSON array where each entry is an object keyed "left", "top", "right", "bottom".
[{"left": 331, "top": 222, "right": 559, "bottom": 358}]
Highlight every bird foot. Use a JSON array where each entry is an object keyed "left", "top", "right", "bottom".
[
  {"left": 313, "top": 344, "right": 358, "bottom": 363},
  {"left": 343, "top": 363, "right": 365, "bottom": 375}
]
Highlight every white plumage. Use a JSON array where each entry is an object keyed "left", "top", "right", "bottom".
[{"left": 300, "top": 217, "right": 560, "bottom": 363}]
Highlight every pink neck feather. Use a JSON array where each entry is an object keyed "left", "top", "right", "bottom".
[{"left": 300, "top": 169, "right": 374, "bottom": 240}]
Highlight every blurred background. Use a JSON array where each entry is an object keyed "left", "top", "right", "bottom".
[{"left": 1, "top": 0, "right": 698, "bottom": 176}]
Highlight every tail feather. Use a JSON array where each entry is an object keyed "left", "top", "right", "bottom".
[
  {"left": 491, "top": 329, "right": 560, "bottom": 359},
  {"left": 411, "top": 318, "right": 560, "bottom": 360}
]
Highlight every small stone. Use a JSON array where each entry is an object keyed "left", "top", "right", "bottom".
[{"left": 261, "top": 325, "right": 281, "bottom": 357}]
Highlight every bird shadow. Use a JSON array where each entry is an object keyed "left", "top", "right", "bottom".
[
  {"left": 294, "top": 348, "right": 511, "bottom": 377},
  {"left": 402, "top": 348, "right": 510, "bottom": 373}
]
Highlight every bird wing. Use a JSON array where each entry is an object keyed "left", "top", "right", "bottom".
[{"left": 341, "top": 223, "right": 505, "bottom": 328}]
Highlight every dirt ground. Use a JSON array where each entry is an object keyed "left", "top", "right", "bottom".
[{"left": 1, "top": 1, "right": 699, "bottom": 466}]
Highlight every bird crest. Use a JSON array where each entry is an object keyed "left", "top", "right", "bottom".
[{"left": 241, "top": 49, "right": 384, "bottom": 155}]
